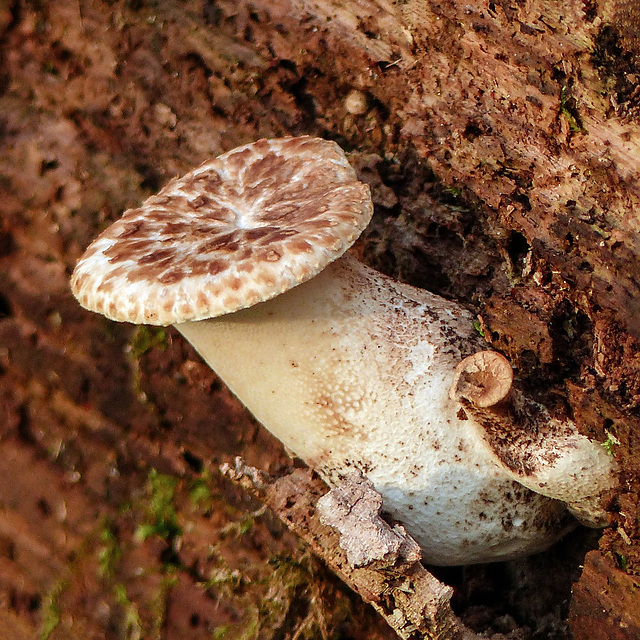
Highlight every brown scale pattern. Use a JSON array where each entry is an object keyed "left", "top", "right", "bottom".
[{"left": 71, "top": 137, "right": 373, "bottom": 325}]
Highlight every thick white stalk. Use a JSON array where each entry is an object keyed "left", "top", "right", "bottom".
[{"left": 175, "top": 253, "right": 610, "bottom": 565}]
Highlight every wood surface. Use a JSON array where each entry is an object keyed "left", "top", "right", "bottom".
[{"left": 1, "top": 0, "right": 639, "bottom": 637}]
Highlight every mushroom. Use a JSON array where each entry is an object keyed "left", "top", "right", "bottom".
[
  {"left": 71, "top": 136, "right": 617, "bottom": 565},
  {"left": 449, "top": 351, "right": 514, "bottom": 408}
]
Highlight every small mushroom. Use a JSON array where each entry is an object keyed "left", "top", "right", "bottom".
[
  {"left": 449, "top": 351, "right": 513, "bottom": 408},
  {"left": 71, "top": 136, "right": 617, "bottom": 565}
]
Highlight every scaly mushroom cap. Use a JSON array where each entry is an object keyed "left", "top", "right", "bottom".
[{"left": 71, "top": 136, "right": 373, "bottom": 325}]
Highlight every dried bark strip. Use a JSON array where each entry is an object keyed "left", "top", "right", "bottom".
[{"left": 221, "top": 458, "right": 479, "bottom": 640}]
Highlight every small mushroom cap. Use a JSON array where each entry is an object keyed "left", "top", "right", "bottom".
[
  {"left": 71, "top": 136, "right": 373, "bottom": 325},
  {"left": 449, "top": 350, "right": 514, "bottom": 408}
]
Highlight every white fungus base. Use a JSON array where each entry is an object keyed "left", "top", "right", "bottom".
[{"left": 176, "top": 253, "right": 616, "bottom": 565}]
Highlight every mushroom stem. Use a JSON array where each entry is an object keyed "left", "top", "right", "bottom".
[
  {"left": 462, "top": 395, "right": 618, "bottom": 527},
  {"left": 175, "top": 252, "right": 614, "bottom": 565}
]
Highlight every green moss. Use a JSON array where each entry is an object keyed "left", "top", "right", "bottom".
[
  {"left": 130, "top": 326, "right": 168, "bottom": 359},
  {"left": 444, "top": 185, "right": 463, "bottom": 199},
  {"left": 150, "top": 570, "right": 179, "bottom": 639},
  {"left": 257, "top": 555, "right": 335, "bottom": 640},
  {"left": 559, "top": 85, "right": 587, "bottom": 134},
  {"left": 473, "top": 320, "right": 485, "bottom": 338},
  {"left": 601, "top": 430, "right": 620, "bottom": 456},
  {"left": 98, "top": 519, "right": 122, "bottom": 580},
  {"left": 200, "top": 567, "right": 246, "bottom": 594},
  {"left": 134, "top": 469, "right": 183, "bottom": 545},
  {"left": 188, "top": 472, "right": 216, "bottom": 508},
  {"left": 39, "top": 579, "right": 66, "bottom": 640},
  {"left": 189, "top": 479, "right": 212, "bottom": 506},
  {"left": 114, "top": 584, "right": 143, "bottom": 639},
  {"left": 219, "top": 505, "right": 267, "bottom": 538},
  {"left": 615, "top": 552, "right": 628, "bottom": 571},
  {"left": 34, "top": 462, "right": 360, "bottom": 640}
]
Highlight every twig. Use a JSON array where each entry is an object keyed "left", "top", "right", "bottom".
[{"left": 220, "top": 458, "right": 479, "bottom": 640}]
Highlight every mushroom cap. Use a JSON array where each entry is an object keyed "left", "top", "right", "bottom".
[
  {"left": 449, "top": 350, "right": 514, "bottom": 408},
  {"left": 71, "top": 136, "right": 373, "bottom": 325}
]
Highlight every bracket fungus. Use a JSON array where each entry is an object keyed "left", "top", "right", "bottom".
[{"left": 71, "top": 136, "right": 617, "bottom": 566}]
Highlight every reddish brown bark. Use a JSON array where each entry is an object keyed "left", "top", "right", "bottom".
[{"left": 1, "top": 0, "right": 639, "bottom": 637}]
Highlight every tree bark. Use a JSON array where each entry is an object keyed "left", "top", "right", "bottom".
[
  {"left": 1, "top": 0, "right": 639, "bottom": 638},
  {"left": 221, "top": 460, "right": 478, "bottom": 640}
]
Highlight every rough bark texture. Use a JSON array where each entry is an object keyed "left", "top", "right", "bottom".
[
  {"left": 222, "top": 461, "right": 476, "bottom": 640},
  {"left": 1, "top": 0, "right": 639, "bottom": 638}
]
